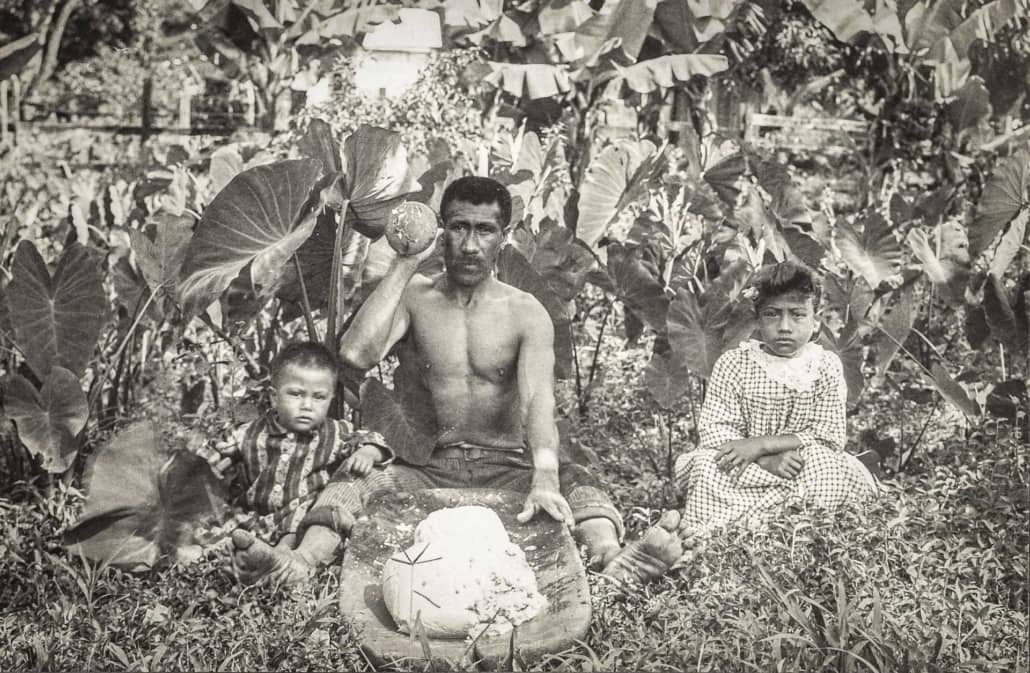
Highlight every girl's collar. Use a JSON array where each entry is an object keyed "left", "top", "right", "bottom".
[{"left": 742, "top": 339, "right": 824, "bottom": 391}]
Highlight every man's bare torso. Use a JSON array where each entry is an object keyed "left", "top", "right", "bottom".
[{"left": 401, "top": 273, "right": 537, "bottom": 450}]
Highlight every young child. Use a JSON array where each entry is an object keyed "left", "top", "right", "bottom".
[
  {"left": 674, "top": 262, "right": 878, "bottom": 533},
  {"left": 193, "top": 341, "right": 392, "bottom": 553}
]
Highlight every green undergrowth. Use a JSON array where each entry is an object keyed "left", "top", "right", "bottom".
[{"left": 2, "top": 339, "right": 1028, "bottom": 671}]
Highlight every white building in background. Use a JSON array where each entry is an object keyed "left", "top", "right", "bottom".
[{"left": 354, "top": 7, "right": 442, "bottom": 98}]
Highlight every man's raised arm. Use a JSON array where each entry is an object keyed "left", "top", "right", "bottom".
[
  {"left": 514, "top": 296, "right": 573, "bottom": 527},
  {"left": 338, "top": 254, "right": 423, "bottom": 370}
]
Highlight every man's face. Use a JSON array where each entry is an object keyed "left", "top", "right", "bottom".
[
  {"left": 270, "top": 364, "right": 335, "bottom": 433},
  {"left": 441, "top": 199, "right": 505, "bottom": 287},
  {"left": 756, "top": 292, "right": 819, "bottom": 358}
]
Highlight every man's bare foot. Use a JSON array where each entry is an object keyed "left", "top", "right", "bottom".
[
  {"left": 601, "top": 510, "right": 684, "bottom": 584},
  {"left": 231, "top": 529, "right": 315, "bottom": 586}
]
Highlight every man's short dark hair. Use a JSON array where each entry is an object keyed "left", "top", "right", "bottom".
[
  {"left": 269, "top": 341, "right": 339, "bottom": 385},
  {"left": 752, "top": 261, "right": 822, "bottom": 311},
  {"left": 440, "top": 176, "right": 513, "bottom": 229}
]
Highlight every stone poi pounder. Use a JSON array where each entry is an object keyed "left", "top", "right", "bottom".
[{"left": 338, "top": 488, "right": 591, "bottom": 670}]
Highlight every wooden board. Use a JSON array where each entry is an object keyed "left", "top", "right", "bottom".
[{"left": 338, "top": 488, "right": 591, "bottom": 670}]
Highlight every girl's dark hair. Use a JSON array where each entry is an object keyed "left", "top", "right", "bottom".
[
  {"left": 752, "top": 261, "right": 822, "bottom": 310},
  {"left": 269, "top": 341, "right": 339, "bottom": 385},
  {"left": 440, "top": 176, "right": 513, "bottom": 228}
]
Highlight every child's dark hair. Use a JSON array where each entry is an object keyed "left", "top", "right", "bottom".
[
  {"left": 269, "top": 341, "right": 339, "bottom": 385},
  {"left": 751, "top": 261, "right": 822, "bottom": 310},
  {"left": 440, "top": 176, "right": 513, "bottom": 229}
]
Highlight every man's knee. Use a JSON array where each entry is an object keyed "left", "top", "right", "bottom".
[{"left": 558, "top": 462, "right": 603, "bottom": 492}]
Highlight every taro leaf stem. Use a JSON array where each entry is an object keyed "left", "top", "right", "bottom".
[
  {"left": 325, "top": 201, "right": 350, "bottom": 353},
  {"left": 88, "top": 286, "right": 156, "bottom": 416},
  {"left": 292, "top": 253, "right": 320, "bottom": 343}
]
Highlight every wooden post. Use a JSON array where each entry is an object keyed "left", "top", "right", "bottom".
[
  {"left": 178, "top": 88, "right": 191, "bottom": 130},
  {"left": 141, "top": 77, "right": 153, "bottom": 145},
  {"left": 1, "top": 80, "right": 9, "bottom": 147},
  {"left": 244, "top": 81, "right": 256, "bottom": 126},
  {"left": 11, "top": 76, "right": 21, "bottom": 144}
]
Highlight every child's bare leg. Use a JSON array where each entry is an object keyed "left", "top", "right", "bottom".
[{"left": 601, "top": 510, "right": 685, "bottom": 584}]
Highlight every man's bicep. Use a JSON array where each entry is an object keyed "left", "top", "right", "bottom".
[{"left": 517, "top": 300, "right": 556, "bottom": 399}]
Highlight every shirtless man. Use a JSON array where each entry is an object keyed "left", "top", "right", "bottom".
[{"left": 231, "top": 176, "right": 683, "bottom": 585}]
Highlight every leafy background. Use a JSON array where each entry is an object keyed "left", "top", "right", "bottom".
[{"left": 1, "top": 0, "right": 1028, "bottom": 670}]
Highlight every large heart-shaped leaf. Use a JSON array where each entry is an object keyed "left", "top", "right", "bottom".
[
  {"left": 835, "top": 212, "right": 903, "bottom": 288},
  {"left": 644, "top": 336, "right": 692, "bottom": 409},
  {"left": 496, "top": 247, "right": 574, "bottom": 379},
  {"left": 209, "top": 145, "right": 244, "bottom": 195},
  {"left": 0, "top": 282, "right": 12, "bottom": 340},
  {"left": 6, "top": 368, "right": 88, "bottom": 473},
  {"left": 577, "top": 139, "right": 664, "bottom": 247},
  {"left": 929, "top": 362, "right": 980, "bottom": 417},
  {"left": 8, "top": 241, "right": 106, "bottom": 379},
  {"left": 298, "top": 118, "right": 342, "bottom": 176},
  {"left": 818, "top": 321, "right": 865, "bottom": 407},
  {"left": 604, "top": 242, "right": 670, "bottom": 332},
  {"left": 988, "top": 207, "right": 1028, "bottom": 278},
  {"left": 906, "top": 220, "right": 969, "bottom": 305},
  {"left": 360, "top": 376, "right": 438, "bottom": 467},
  {"left": 178, "top": 158, "right": 324, "bottom": 316},
  {"left": 509, "top": 219, "right": 596, "bottom": 302},
  {"left": 983, "top": 273, "right": 1029, "bottom": 354},
  {"left": 339, "top": 125, "right": 417, "bottom": 238},
  {"left": 874, "top": 284, "right": 917, "bottom": 376},
  {"left": 667, "top": 287, "right": 754, "bottom": 380},
  {"left": 702, "top": 152, "right": 747, "bottom": 205},
  {"left": 129, "top": 214, "right": 194, "bottom": 294},
  {"left": 781, "top": 225, "right": 826, "bottom": 270},
  {"left": 63, "top": 422, "right": 227, "bottom": 568},
  {"left": 970, "top": 149, "right": 1029, "bottom": 258},
  {"left": 947, "top": 77, "right": 992, "bottom": 135}
]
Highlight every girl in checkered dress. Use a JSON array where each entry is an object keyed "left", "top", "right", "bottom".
[{"left": 674, "top": 262, "right": 878, "bottom": 534}]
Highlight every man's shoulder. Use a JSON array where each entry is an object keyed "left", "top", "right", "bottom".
[{"left": 493, "top": 279, "right": 549, "bottom": 320}]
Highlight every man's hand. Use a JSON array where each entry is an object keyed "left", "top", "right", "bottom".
[
  {"left": 343, "top": 445, "right": 382, "bottom": 477},
  {"left": 715, "top": 438, "right": 765, "bottom": 481},
  {"left": 756, "top": 451, "right": 805, "bottom": 479},
  {"left": 517, "top": 473, "right": 573, "bottom": 529}
]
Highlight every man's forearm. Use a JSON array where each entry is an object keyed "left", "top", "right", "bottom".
[{"left": 338, "top": 257, "right": 419, "bottom": 368}]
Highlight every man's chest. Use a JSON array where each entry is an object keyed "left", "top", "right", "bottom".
[{"left": 409, "top": 303, "right": 521, "bottom": 381}]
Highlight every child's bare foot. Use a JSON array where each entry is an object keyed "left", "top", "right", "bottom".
[
  {"left": 757, "top": 451, "right": 804, "bottom": 479},
  {"left": 231, "top": 529, "right": 315, "bottom": 586},
  {"left": 601, "top": 511, "right": 684, "bottom": 584}
]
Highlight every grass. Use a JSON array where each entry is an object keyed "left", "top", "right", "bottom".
[{"left": 2, "top": 333, "right": 1028, "bottom": 672}]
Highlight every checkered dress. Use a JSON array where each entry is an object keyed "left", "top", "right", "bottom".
[
  {"left": 193, "top": 415, "right": 391, "bottom": 543},
  {"left": 675, "top": 340, "right": 878, "bottom": 534}
]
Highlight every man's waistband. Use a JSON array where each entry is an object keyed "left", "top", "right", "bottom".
[{"left": 431, "top": 443, "right": 526, "bottom": 461}]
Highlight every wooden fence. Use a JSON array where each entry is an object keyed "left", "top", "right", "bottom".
[{"left": 0, "top": 76, "right": 261, "bottom": 148}]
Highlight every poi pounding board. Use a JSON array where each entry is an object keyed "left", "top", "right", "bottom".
[{"left": 338, "top": 488, "right": 591, "bottom": 670}]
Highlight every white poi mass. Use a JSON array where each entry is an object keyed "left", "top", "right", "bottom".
[{"left": 381, "top": 505, "right": 547, "bottom": 639}]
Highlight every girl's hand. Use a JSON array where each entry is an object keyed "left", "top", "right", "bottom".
[
  {"left": 756, "top": 451, "right": 805, "bottom": 479},
  {"left": 716, "top": 438, "right": 765, "bottom": 481},
  {"left": 343, "top": 445, "right": 380, "bottom": 476}
]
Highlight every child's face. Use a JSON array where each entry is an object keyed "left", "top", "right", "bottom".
[
  {"left": 270, "top": 364, "right": 335, "bottom": 433},
  {"left": 756, "top": 292, "right": 819, "bottom": 358}
]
